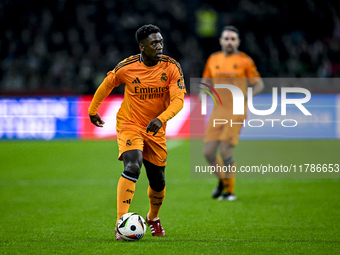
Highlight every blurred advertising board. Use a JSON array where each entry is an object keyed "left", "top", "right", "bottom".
[
  {"left": 0, "top": 97, "right": 79, "bottom": 140},
  {"left": 0, "top": 94, "right": 338, "bottom": 140}
]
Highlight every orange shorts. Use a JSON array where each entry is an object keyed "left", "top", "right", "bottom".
[
  {"left": 204, "top": 108, "right": 246, "bottom": 147},
  {"left": 117, "top": 126, "right": 167, "bottom": 167}
]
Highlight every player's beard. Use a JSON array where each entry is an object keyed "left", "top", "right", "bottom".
[{"left": 226, "top": 45, "right": 235, "bottom": 54}]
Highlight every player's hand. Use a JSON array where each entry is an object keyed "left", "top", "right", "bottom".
[
  {"left": 89, "top": 113, "right": 105, "bottom": 127},
  {"left": 146, "top": 118, "right": 163, "bottom": 136}
]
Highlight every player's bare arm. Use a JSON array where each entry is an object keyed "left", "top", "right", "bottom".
[
  {"left": 251, "top": 78, "right": 265, "bottom": 97},
  {"left": 89, "top": 113, "right": 105, "bottom": 127}
]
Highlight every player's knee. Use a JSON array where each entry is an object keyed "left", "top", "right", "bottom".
[
  {"left": 203, "top": 141, "right": 219, "bottom": 164},
  {"left": 143, "top": 160, "right": 165, "bottom": 191},
  {"left": 147, "top": 167, "right": 165, "bottom": 191},
  {"left": 149, "top": 177, "right": 165, "bottom": 192},
  {"left": 220, "top": 142, "right": 234, "bottom": 159},
  {"left": 223, "top": 156, "right": 235, "bottom": 166},
  {"left": 124, "top": 161, "right": 141, "bottom": 177},
  {"left": 203, "top": 148, "right": 216, "bottom": 164}
]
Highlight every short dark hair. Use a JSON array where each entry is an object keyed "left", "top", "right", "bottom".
[
  {"left": 221, "top": 25, "right": 240, "bottom": 37},
  {"left": 135, "top": 24, "right": 161, "bottom": 43}
]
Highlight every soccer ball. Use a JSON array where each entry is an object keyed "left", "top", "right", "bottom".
[{"left": 116, "top": 213, "right": 147, "bottom": 241}]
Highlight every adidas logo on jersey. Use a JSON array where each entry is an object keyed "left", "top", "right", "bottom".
[
  {"left": 123, "top": 199, "right": 131, "bottom": 204},
  {"left": 132, "top": 77, "right": 141, "bottom": 84},
  {"left": 152, "top": 202, "right": 163, "bottom": 206}
]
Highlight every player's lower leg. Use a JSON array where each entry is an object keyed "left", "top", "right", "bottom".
[
  {"left": 146, "top": 186, "right": 166, "bottom": 236},
  {"left": 144, "top": 159, "right": 166, "bottom": 236},
  {"left": 116, "top": 172, "right": 138, "bottom": 225},
  {"left": 116, "top": 150, "right": 143, "bottom": 240},
  {"left": 116, "top": 150, "right": 142, "bottom": 226},
  {"left": 115, "top": 173, "right": 138, "bottom": 241},
  {"left": 146, "top": 187, "right": 166, "bottom": 237},
  {"left": 219, "top": 159, "right": 237, "bottom": 201},
  {"left": 203, "top": 141, "right": 224, "bottom": 198},
  {"left": 224, "top": 164, "right": 236, "bottom": 194},
  {"left": 211, "top": 156, "right": 225, "bottom": 198},
  {"left": 147, "top": 185, "right": 165, "bottom": 220}
]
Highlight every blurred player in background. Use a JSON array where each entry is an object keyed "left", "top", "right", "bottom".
[
  {"left": 88, "top": 24, "right": 186, "bottom": 239},
  {"left": 201, "top": 26, "right": 264, "bottom": 201}
]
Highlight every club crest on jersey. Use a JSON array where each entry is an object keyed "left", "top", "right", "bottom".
[
  {"left": 177, "top": 77, "right": 185, "bottom": 89},
  {"left": 161, "top": 73, "right": 168, "bottom": 82},
  {"left": 126, "top": 139, "right": 132, "bottom": 146}
]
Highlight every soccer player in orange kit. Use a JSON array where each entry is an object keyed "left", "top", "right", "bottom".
[
  {"left": 88, "top": 24, "right": 186, "bottom": 240},
  {"left": 201, "top": 26, "right": 264, "bottom": 201}
]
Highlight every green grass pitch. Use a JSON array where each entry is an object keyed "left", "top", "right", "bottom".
[{"left": 0, "top": 139, "right": 339, "bottom": 254}]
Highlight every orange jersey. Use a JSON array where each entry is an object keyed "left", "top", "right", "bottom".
[
  {"left": 89, "top": 54, "right": 186, "bottom": 136},
  {"left": 202, "top": 51, "right": 260, "bottom": 110},
  {"left": 202, "top": 51, "right": 260, "bottom": 144}
]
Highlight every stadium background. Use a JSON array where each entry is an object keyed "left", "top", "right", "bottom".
[
  {"left": 1, "top": 0, "right": 340, "bottom": 96},
  {"left": 1, "top": 0, "right": 340, "bottom": 254},
  {"left": 1, "top": 0, "right": 340, "bottom": 140}
]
